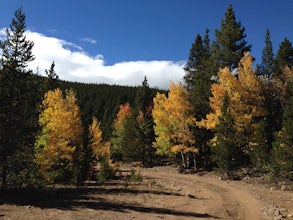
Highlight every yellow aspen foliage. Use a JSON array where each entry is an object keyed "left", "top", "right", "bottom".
[
  {"left": 35, "top": 88, "right": 83, "bottom": 182},
  {"left": 198, "top": 52, "right": 267, "bottom": 135},
  {"left": 271, "top": 66, "right": 293, "bottom": 105},
  {"left": 152, "top": 92, "right": 171, "bottom": 155},
  {"left": 153, "top": 82, "right": 197, "bottom": 157},
  {"left": 88, "top": 117, "right": 110, "bottom": 160}
]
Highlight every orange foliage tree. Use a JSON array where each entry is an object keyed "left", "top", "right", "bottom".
[{"left": 110, "top": 103, "right": 132, "bottom": 160}]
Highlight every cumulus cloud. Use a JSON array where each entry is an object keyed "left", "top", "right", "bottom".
[{"left": 1, "top": 30, "right": 186, "bottom": 89}]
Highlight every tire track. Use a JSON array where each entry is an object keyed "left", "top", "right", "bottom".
[{"left": 142, "top": 167, "right": 265, "bottom": 220}]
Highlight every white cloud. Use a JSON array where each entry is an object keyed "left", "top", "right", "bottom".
[
  {"left": 2, "top": 30, "right": 186, "bottom": 89},
  {"left": 81, "top": 37, "right": 97, "bottom": 44}
]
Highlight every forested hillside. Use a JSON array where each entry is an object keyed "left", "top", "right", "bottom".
[
  {"left": 58, "top": 80, "right": 160, "bottom": 139},
  {"left": 0, "top": 5, "right": 292, "bottom": 188}
]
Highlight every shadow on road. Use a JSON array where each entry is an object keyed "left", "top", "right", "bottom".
[{"left": 0, "top": 182, "right": 220, "bottom": 219}]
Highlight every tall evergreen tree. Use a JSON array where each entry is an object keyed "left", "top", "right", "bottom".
[
  {"left": 203, "top": 29, "right": 211, "bottom": 58},
  {"left": 134, "top": 76, "right": 152, "bottom": 115},
  {"left": 272, "top": 82, "right": 293, "bottom": 180},
  {"left": 184, "top": 31, "right": 213, "bottom": 121},
  {"left": 258, "top": 29, "right": 275, "bottom": 79},
  {"left": 134, "top": 77, "right": 155, "bottom": 166},
  {"left": 211, "top": 92, "right": 242, "bottom": 177},
  {"left": 184, "top": 30, "right": 213, "bottom": 169},
  {"left": 257, "top": 29, "right": 277, "bottom": 160},
  {"left": 212, "top": 4, "right": 251, "bottom": 70},
  {"left": 275, "top": 38, "right": 293, "bottom": 75},
  {"left": 0, "top": 8, "right": 39, "bottom": 187},
  {"left": 45, "top": 61, "right": 59, "bottom": 91},
  {"left": 136, "top": 108, "right": 155, "bottom": 167},
  {"left": 122, "top": 114, "right": 141, "bottom": 162}
]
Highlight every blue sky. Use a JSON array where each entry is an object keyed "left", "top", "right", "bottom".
[{"left": 1, "top": 0, "right": 292, "bottom": 88}]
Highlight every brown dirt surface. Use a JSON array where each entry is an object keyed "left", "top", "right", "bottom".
[{"left": 0, "top": 166, "right": 292, "bottom": 220}]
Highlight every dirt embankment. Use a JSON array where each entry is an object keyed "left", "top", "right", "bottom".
[{"left": 0, "top": 166, "right": 292, "bottom": 220}]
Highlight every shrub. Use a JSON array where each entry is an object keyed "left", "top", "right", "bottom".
[
  {"left": 128, "top": 167, "right": 142, "bottom": 182},
  {"left": 97, "top": 157, "right": 116, "bottom": 181}
]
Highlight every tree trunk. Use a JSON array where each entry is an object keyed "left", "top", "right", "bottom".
[
  {"left": 141, "top": 145, "right": 146, "bottom": 167},
  {"left": 186, "top": 153, "right": 190, "bottom": 168},
  {"left": 1, "top": 162, "right": 7, "bottom": 189},
  {"left": 193, "top": 152, "right": 197, "bottom": 170},
  {"left": 180, "top": 151, "right": 186, "bottom": 168},
  {"left": 148, "top": 147, "right": 153, "bottom": 167}
]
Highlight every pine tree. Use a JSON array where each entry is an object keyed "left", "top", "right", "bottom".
[
  {"left": 0, "top": 8, "right": 39, "bottom": 188},
  {"left": 45, "top": 61, "right": 59, "bottom": 91},
  {"left": 184, "top": 29, "right": 213, "bottom": 169},
  {"left": 136, "top": 108, "right": 155, "bottom": 167},
  {"left": 248, "top": 119, "right": 269, "bottom": 170},
  {"left": 258, "top": 29, "right": 275, "bottom": 79},
  {"left": 185, "top": 34, "right": 205, "bottom": 77},
  {"left": 203, "top": 29, "right": 211, "bottom": 58},
  {"left": 272, "top": 82, "right": 293, "bottom": 180},
  {"left": 257, "top": 29, "right": 279, "bottom": 162},
  {"left": 211, "top": 92, "right": 242, "bottom": 177},
  {"left": 212, "top": 4, "right": 251, "bottom": 70},
  {"left": 134, "top": 76, "right": 152, "bottom": 115},
  {"left": 275, "top": 38, "right": 293, "bottom": 75},
  {"left": 122, "top": 114, "right": 141, "bottom": 162},
  {"left": 184, "top": 33, "right": 212, "bottom": 113},
  {"left": 134, "top": 77, "right": 155, "bottom": 166}
]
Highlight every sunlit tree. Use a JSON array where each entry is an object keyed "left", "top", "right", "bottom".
[
  {"left": 153, "top": 82, "right": 198, "bottom": 168},
  {"left": 199, "top": 52, "right": 267, "bottom": 169},
  {"left": 35, "top": 88, "right": 83, "bottom": 183}
]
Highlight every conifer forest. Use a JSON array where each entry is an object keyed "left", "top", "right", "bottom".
[{"left": 1, "top": 4, "right": 293, "bottom": 190}]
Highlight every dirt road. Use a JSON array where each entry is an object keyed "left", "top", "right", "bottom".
[
  {"left": 0, "top": 166, "right": 292, "bottom": 220},
  {"left": 142, "top": 166, "right": 267, "bottom": 220}
]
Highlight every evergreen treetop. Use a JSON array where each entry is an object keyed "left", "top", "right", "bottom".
[
  {"left": 258, "top": 29, "right": 274, "bottom": 79},
  {"left": 275, "top": 38, "right": 293, "bottom": 72},
  {"left": 1, "top": 7, "right": 34, "bottom": 70},
  {"left": 213, "top": 4, "right": 251, "bottom": 70}
]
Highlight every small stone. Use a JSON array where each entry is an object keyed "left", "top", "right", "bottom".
[
  {"left": 273, "top": 215, "right": 283, "bottom": 220},
  {"left": 186, "top": 193, "right": 196, "bottom": 199},
  {"left": 274, "top": 209, "right": 280, "bottom": 216},
  {"left": 279, "top": 208, "right": 288, "bottom": 214},
  {"left": 281, "top": 185, "right": 286, "bottom": 191}
]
